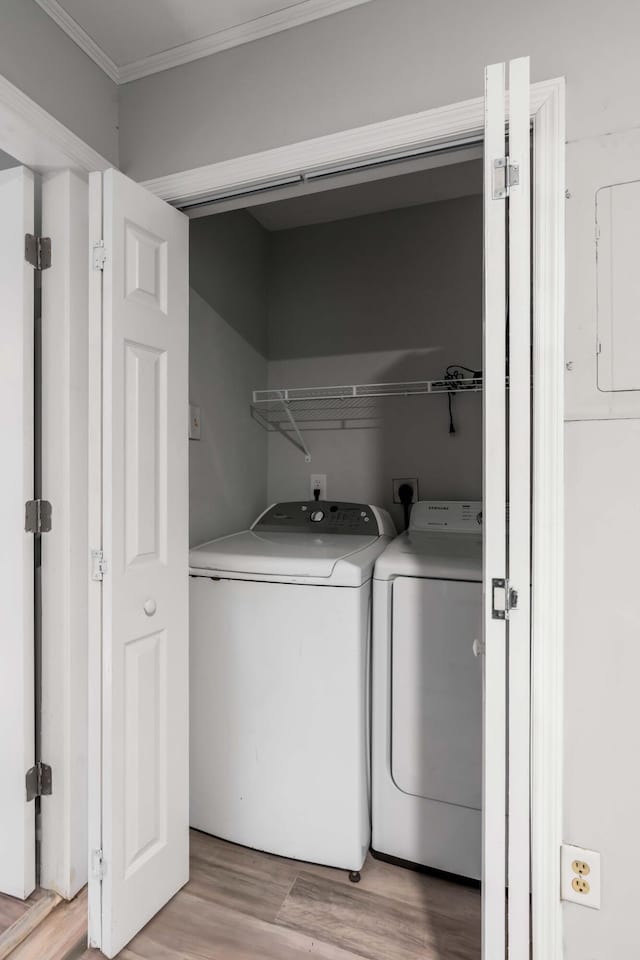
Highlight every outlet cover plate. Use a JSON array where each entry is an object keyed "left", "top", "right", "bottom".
[
  {"left": 393, "top": 478, "right": 419, "bottom": 504},
  {"left": 310, "top": 474, "right": 327, "bottom": 500},
  {"left": 561, "top": 843, "right": 601, "bottom": 909}
]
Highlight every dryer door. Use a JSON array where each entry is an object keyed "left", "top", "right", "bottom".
[{"left": 391, "top": 577, "right": 482, "bottom": 809}]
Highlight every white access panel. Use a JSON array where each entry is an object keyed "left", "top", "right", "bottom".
[
  {"left": 391, "top": 577, "right": 482, "bottom": 808},
  {"left": 596, "top": 179, "right": 640, "bottom": 392},
  {"left": 565, "top": 127, "right": 640, "bottom": 420},
  {"left": 0, "top": 166, "right": 35, "bottom": 900},
  {"left": 88, "top": 168, "right": 189, "bottom": 958}
]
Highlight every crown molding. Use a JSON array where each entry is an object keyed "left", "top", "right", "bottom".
[
  {"left": 33, "top": 0, "right": 372, "bottom": 86},
  {"left": 33, "top": 0, "right": 120, "bottom": 83}
]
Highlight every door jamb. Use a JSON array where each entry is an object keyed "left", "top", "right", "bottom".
[{"left": 0, "top": 68, "right": 564, "bottom": 960}]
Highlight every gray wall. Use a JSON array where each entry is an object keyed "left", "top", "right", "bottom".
[
  {"left": 266, "top": 197, "right": 482, "bottom": 529},
  {"left": 0, "top": 148, "right": 20, "bottom": 170},
  {"left": 0, "top": 0, "right": 118, "bottom": 164},
  {"left": 118, "top": 0, "right": 640, "bottom": 181},
  {"left": 189, "top": 211, "right": 268, "bottom": 546}
]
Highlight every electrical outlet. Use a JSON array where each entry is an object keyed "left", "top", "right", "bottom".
[
  {"left": 561, "top": 844, "right": 600, "bottom": 909},
  {"left": 393, "top": 478, "right": 419, "bottom": 504},
  {"left": 189, "top": 404, "right": 201, "bottom": 440},
  {"left": 310, "top": 474, "right": 327, "bottom": 500}
]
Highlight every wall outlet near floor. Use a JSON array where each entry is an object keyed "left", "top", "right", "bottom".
[
  {"left": 310, "top": 474, "right": 327, "bottom": 500},
  {"left": 189, "top": 404, "right": 201, "bottom": 440},
  {"left": 561, "top": 844, "right": 600, "bottom": 909},
  {"left": 392, "top": 478, "right": 419, "bottom": 504}
]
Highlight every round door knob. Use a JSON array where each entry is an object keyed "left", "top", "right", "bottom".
[{"left": 143, "top": 598, "right": 157, "bottom": 617}]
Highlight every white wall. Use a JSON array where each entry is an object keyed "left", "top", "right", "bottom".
[
  {"left": 189, "top": 212, "right": 268, "bottom": 545},
  {"left": 563, "top": 420, "right": 640, "bottom": 958},
  {"left": 0, "top": 0, "right": 118, "bottom": 164},
  {"left": 118, "top": 0, "right": 640, "bottom": 181},
  {"left": 266, "top": 197, "right": 482, "bottom": 529}
]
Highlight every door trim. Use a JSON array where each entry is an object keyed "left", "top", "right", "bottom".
[
  {"left": 0, "top": 74, "right": 109, "bottom": 174},
  {"left": 142, "top": 78, "right": 565, "bottom": 960},
  {"left": 140, "top": 78, "right": 562, "bottom": 211}
]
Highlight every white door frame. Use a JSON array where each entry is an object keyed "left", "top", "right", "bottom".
[
  {"left": 0, "top": 70, "right": 564, "bottom": 959},
  {"left": 0, "top": 75, "right": 109, "bottom": 902},
  {"left": 141, "top": 79, "right": 565, "bottom": 959}
]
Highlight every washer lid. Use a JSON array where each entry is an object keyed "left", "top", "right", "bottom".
[
  {"left": 189, "top": 530, "right": 382, "bottom": 584},
  {"left": 374, "top": 530, "right": 482, "bottom": 582}
]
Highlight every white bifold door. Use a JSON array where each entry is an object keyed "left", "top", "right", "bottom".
[
  {"left": 88, "top": 169, "right": 189, "bottom": 957},
  {"left": 88, "top": 56, "right": 532, "bottom": 960},
  {"left": 0, "top": 167, "right": 36, "bottom": 900},
  {"left": 483, "top": 59, "right": 532, "bottom": 959}
]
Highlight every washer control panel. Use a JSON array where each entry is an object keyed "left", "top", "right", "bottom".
[{"left": 253, "top": 501, "right": 380, "bottom": 535}]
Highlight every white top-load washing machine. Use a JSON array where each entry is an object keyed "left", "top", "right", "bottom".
[
  {"left": 372, "top": 500, "right": 483, "bottom": 880},
  {"left": 189, "top": 500, "right": 395, "bottom": 873}
]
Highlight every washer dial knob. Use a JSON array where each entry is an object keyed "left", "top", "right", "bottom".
[{"left": 310, "top": 510, "right": 324, "bottom": 522}]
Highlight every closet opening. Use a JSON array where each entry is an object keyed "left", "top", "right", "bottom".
[{"left": 183, "top": 144, "right": 490, "bottom": 960}]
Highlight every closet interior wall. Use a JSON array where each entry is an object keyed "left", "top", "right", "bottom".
[{"left": 188, "top": 189, "right": 483, "bottom": 540}]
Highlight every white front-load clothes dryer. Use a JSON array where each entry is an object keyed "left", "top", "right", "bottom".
[
  {"left": 189, "top": 501, "right": 395, "bottom": 873},
  {"left": 372, "top": 500, "right": 483, "bottom": 880}
]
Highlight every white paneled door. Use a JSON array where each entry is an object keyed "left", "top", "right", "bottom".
[
  {"left": 0, "top": 167, "right": 35, "bottom": 900},
  {"left": 88, "top": 169, "right": 189, "bottom": 958},
  {"left": 483, "top": 59, "right": 532, "bottom": 959}
]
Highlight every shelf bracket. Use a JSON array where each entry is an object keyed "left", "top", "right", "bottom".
[{"left": 278, "top": 393, "right": 311, "bottom": 462}]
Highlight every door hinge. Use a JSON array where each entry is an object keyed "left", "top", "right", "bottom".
[
  {"left": 91, "top": 848, "right": 104, "bottom": 881},
  {"left": 25, "top": 762, "right": 52, "bottom": 802},
  {"left": 25, "top": 234, "right": 51, "bottom": 271},
  {"left": 92, "top": 241, "right": 107, "bottom": 270},
  {"left": 91, "top": 549, "right": 108, "bottom": 581},
  {"left": 491, "top": 577, "right": 519, "bottom": 620},
  {"left": 25, "top": 499, "right": 52, "bottom": 534},
  {"left": 492, "top": 157, "right": 520, "bottom": 199}
]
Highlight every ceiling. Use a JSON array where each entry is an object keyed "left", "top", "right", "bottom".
[
  {"left": 244, "top": 158, "right": 483, "bottom": 231},
  {"left": 34, "top": 0, "right": 372, "bottom": 83}
]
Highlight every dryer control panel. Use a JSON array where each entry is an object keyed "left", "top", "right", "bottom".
[
  {"left": 410, "top": 501, "right": 483, "bottom": 533},
  {"left": 253, "top": 501, "right": 384, "bottom": 535}
]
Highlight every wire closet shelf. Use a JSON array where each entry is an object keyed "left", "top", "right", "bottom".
[{"left": 251, "top": 377, "right": 483, "bottom": 462}]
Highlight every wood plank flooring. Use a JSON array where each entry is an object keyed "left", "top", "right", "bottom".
[
  {"left": 0, "top": 887, "right": 60, "bottom": 959},
  {"left": 0, "top": 889, "right": 48, "bottom": 939},
  {"left": 6, "top": 889, "right": 87, "bottom": 960},
  {"left": 81, "top": 830, "right": 480, "bottom": 960}
]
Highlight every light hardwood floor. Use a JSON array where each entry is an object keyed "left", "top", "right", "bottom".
[
  {"left": 0, "top": 887, "right": 60, "bottom": 960},
  {"left": 81, "top": 830, "right": 481, "bottom": 960},
  {"left": 0, "top": 890, "right": 43, "bottom": 941}
]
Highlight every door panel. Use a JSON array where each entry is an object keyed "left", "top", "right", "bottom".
[
  {"left": 483, "top": 61, "right": 508, "bottom": 960},
  {"left": 89, "top": 168, "right": 189, "bottom": 958},
  {"left": 507, "top": 56, "right": 532, "bottom": 960},
  {"left": 483, "top": 57, "right": 533, "bottom": 959},
  {"left": 40, "top": 169, "right": 90, "bottom": 900},
  {"left": 0, "top": 167, "right": 35, "bottom": 900},
  {"left": 391, "top": 577, "right": 482, "bottom": 807}
]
